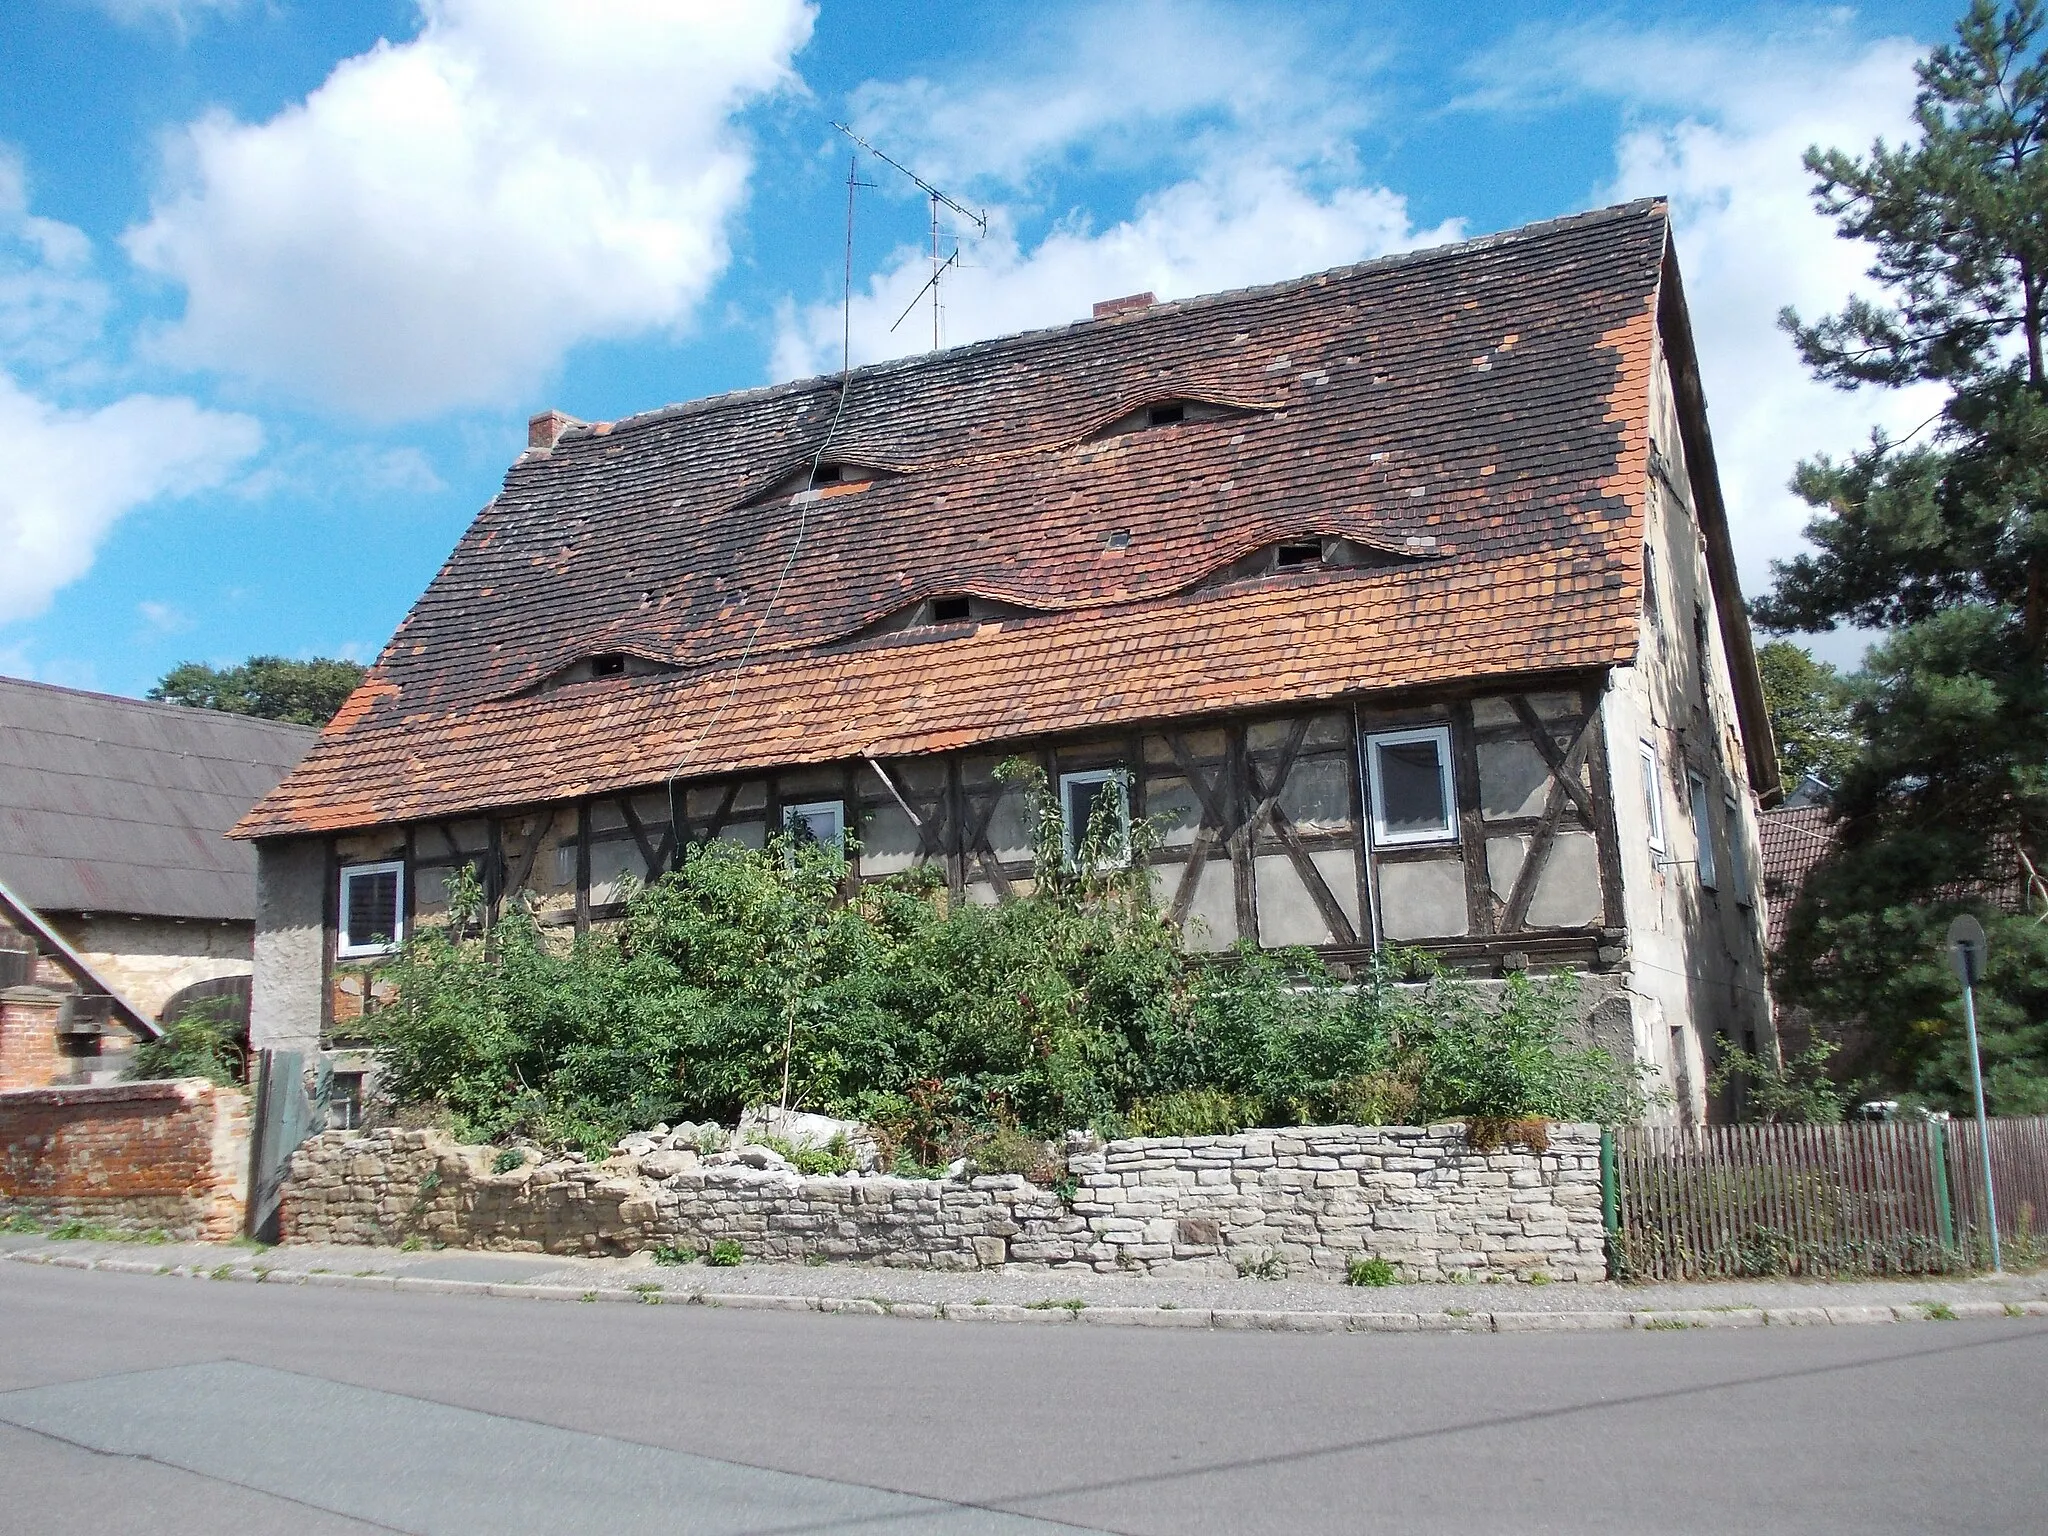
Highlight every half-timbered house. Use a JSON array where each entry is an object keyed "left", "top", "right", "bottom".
[{"left": 236, "top": 199, "right": 1780, "bottom": 1124}]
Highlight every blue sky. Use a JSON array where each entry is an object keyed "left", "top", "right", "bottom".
[{"left": 0, "top": 0, "right": 1966, "bottom": 695}]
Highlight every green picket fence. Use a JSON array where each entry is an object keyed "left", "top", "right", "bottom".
[{"left": 1607, "top": 1117, "right": 2048, "bottom": 1281}]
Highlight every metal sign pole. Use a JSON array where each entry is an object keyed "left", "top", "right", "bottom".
[{"left": 1946, "top": 915, "right": 2001, "bottom": 1272}]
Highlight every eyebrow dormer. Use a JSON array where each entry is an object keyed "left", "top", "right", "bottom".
[
  {"left": 1208, "top": 534, "right": 1439, "bottom": 586},
  {"left": 530, "top": 651, "right": 681, "bottom": 692},
  {"left": 1088, "top": 396, "right": 1242, "bottom": 442},
  {"left": 737, "top": 460, "right": 892, "bottom": 509},
  {"left": 841, "top": 592, "right": 1041, "bottom": 644}
]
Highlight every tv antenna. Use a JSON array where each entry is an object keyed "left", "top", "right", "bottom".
[{"left": 832, "top": 121, "right": 987, "bottom": 352}]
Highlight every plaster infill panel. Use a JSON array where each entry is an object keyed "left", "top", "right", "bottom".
[{"left": 1377, "top": 855, "right": 1470, "bottom": 940}]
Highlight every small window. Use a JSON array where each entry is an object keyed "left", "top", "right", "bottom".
[
  {"left": 783, "top": 800, "right": 845, "bottom": 856},
  {"left": 325, "top": 1071, "right": 365, "bottom": 1131},
  {"left": 589, "top": 653, "right": 626, "bottom": 678},
  {"left": 1058, "top": 769, "right": 1131, "bottom": 867},
  {"left": 1275, "top": 541, "right": 1324, "bottom": 568},
  {"left": 1643, "top": 542, "right": 1660, "bottom": 619},
  {"left": 1724, "top": 796, "right": 1751, "bottom": 906},
  {"left": 1146, "top": 402, "right": 1185, "bottom": 427},
  {"left": 1640, "top": 741, "right": 1667, "bottom": 856},
  {"left": 929, "top": 595, "right": 972, "bottom": 623},
  {"left": 1688, "top": 770, "right": 1717, "bottom": 889},
  {"left": 338, "top": 861, "right": 404, "bottom": 958},
  {"left": 1366, "top": 727, "right": 1455, "bottom": 845}
]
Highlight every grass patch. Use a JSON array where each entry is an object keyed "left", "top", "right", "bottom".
[
  {"left": 706, "top": 1239, "right": 744, "bottom": 1267},
  {"left": 1024, "top": 1298, "right": 1086, "bottom": 1312},
  {"left": 42, "top": 1219, "right": 170, "bottom": 1244},
  {"left": 1234, "top": 1249, "right": 1286, "bottom": 1281},
  {"left": 1347, "top": 1257, "right": 1396, "bottom": 1288},
  {"left": 1444, "top": 1307, "right": 1472, "bottom": 1318},
  {"left": 1523, "top": 1271, "right": 1552, "bottom": 1286},
  {"left": 579, "top": 1291, "right": 597, "bottom": 1303},
  {"left": 1642, "top": 1317, "right": 1694, "bottom": 1331},
  {"left": 209, "top": 1264, "right": 234, "bottom": 1281},
  {"left": 1917, "top": 1301, "right": 1957, "bottom": 1321},
  {"left": 651, "top": 1244, "right": 696, "bottom": 1266}
]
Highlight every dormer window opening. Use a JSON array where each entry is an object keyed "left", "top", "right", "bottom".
[
  {"left": 1275, "top": 541, "right": 1324, "bottom": 569},
  {"left": 930, "top": 595, "right": 972, "bottom": 623},
  {"left": 1091, "top": 397, "right": 1240, "bottom": 442},
  {"left": 589, "top": 653, "right": 626, "bottom": 678}
]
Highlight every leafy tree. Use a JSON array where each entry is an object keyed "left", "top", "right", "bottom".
[
  {"left": 1756, "top": 639, "right": 1861, "bottom": 789},
  {"left": 1758, "top": 1, "right": 2048, "bottom": 1108},
  {"left": 150, "top": 655, "right": 366, "bottom": 726}
]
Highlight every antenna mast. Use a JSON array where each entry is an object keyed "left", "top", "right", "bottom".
[{"left": 832, "top": 121, "right": 986, "bottom": 352}]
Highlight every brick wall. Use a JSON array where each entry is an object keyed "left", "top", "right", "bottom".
[
  {"left": 0, "top": 989, "right": 69, "bottom": 1091},
  {"left": 283, "top": 1122, "right": 1608, "bottom": 1282},
  {"left": 0, "top": 1079, "right": 250, "bottom": 1240}
]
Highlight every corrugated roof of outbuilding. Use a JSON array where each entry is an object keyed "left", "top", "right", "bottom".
[{"left": 0, "top": 676, "right": 315, "bottom": 920}]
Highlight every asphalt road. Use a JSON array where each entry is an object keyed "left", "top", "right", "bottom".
[{"left": 3, "top": 1262, "right": 2044, "bottom": 1535}]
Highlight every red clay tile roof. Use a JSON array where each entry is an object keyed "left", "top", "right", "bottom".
[
  {"left": 1758, "top": 804, "right": 1833, "bottom": 950},
  {"left": 238, "top": 200, "right": 1678, "bottom": 840}
]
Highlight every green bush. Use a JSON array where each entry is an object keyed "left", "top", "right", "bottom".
[
  {"left": 707, "top": 1239, "right": 744, "bottom": 1267},
  {"left": 491, "top": 1148, "right": 527, "bottom": 1174},
  {"left": 129, "top": 997, "right": 246, "bottom": 1086},
  {"left": 1125, "top": 1088, "right": 1256, "bottom": 1138},
  {"left": 1347, "top": 1256, "right": 1397, "bottom": 1287},
  {"left": 962, "top": 1125, "right": 1056, "bottom": 1179},
  {"left": 368, "top": 768, "right": 1651, "bottom": 1157}
]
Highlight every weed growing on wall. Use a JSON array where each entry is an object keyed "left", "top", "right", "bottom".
[
  {"left": 371, "top": 765, "right": 1650, "bottom": 1157},
  {"left": 129, "top": 998, "right": 246, "bottom": 1086}
]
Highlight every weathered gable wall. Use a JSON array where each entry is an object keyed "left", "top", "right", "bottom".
[{"left": 1598, "top": 339, "right": 1776, "bottom": 1123}]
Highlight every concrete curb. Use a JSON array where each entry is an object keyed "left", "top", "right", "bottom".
[{"left": 10, "top": 1248, "right": 2047, "bottom": 1335}]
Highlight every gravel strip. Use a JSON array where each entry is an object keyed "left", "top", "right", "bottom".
[{"left": 8, "top": 1235, "right": 2047, "bottom": 1335}]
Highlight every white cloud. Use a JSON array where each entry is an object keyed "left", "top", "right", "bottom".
[
  {"left": 231, "top": 440, "right": 445, "bottom": 502},
  {"left": 1466, "top": 20, "right": 1942, "bottom": 646},
  {"left": 123, "top": 0, "right": 815, "bottom": 420},
  {"left": 773, "top": 160, "right": 1456, "bottom": 379},
  {"left": 845, "top": 0, "right": 1376, "bottom": 193},
  {"left": 85, "top": 0, "right": 249, "bottom": 31},
  {"left": 780, "top": 10, "right": 1430, "bottom": 380},
  {"left": 136, "top": 598, "right": 193, "bottom": 634},
  {"left": 0, "top": 148, "right": 109, "bottom": 370},
  {"left": 0, "top": 372, "right": 261, "bottom": 623}
]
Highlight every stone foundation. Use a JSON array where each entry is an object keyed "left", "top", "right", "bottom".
[
  {"left": 0, "top": 1079, "right": 250, "bottom": 1240},
  {"left": 283, "top": 1121, "right": 1608, "bottom": 1282}
]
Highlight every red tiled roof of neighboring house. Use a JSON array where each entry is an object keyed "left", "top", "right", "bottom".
[
  {"left": 238, "top": 199, "right": 1689, "bottom": 840},
  {"left": 1757, "top": 801, "right": 2041, "bottom": 950},
  {"left": 1758, "top": 803, "right": 1832, "bottom": 950}
]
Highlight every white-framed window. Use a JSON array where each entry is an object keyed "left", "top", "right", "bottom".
[
  {"left": 1058, "top": 769, "right": 1131, "bottom": 867},
  {"left": 1688, "top": 769, "right": 1717, "bottom": 889},
  {"left": 1365, "top": 726, "right": 1456, "bottom": 845},
  {"left": 1724, "top": 794, "right": 1752, "bottom": 907},
  {"left": 782, "top": 800, "right": 846, "bottom": 856},
  {"left": 1639, "top": 740, "right": 1667, "bottom": 856},
  {"left": 338, "top": 861, "right": 404, "bottom": 958}
]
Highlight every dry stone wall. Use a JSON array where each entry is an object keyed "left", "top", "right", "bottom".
[{"left": 284, "top": 1122, "right": 1608, "bottom": 1282}]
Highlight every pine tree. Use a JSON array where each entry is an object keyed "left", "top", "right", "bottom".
[{"left": 1759, "top": 0, "right": 2048, "bottom": 1108}]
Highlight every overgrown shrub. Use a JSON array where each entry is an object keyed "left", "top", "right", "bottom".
[
  {"left": 129, "top": 997, "right": 246, "bottom": 1086},
  {"left": 370, "top": 766, "right": 1652, "bottom": 1156}
]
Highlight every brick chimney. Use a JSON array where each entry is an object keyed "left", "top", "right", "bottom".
[
  {"left": 527, "top": 409, "right": 583, "bottom": 451},
  {"left": 1092, "top": 292, "right": 1156, "bottom": 320}
]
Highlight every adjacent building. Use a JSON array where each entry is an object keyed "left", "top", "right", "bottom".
[
  {"left": 236, "top": 199, "right": 1780, "bottom": 1123},
  {"left": 0, "top": 676, "right": 314, "bottom": 1087}
]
